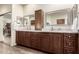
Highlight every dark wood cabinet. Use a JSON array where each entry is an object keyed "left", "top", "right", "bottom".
[
  {"left": 78, "top": 34, "right": 79, "bottom": 53},
  {"left": 30, "top": 32, "right": 41, "bottom": 49},
  {"left": 50, "top": 33, "right": 64, "bottom": 53},
  {"left": 64, "top": 33, "right": 78, "bottom": 53},
  {"left": 16, "top": 31, "right": 31, "bottom": 47},
  {"left": 24, "top": 32, "right": 31, "bottom": 47},
  {"left": 16, "top": 31, "right": 78, "bottom": 54},
  {"left": 40, "top": 32, "right": 50, "bottom": 52},
  {"left": 35, "top": 9, "right": 44, "bottom": 30},
  {"left": 16, "top": 31, "right": 25, "bottom": 45},
  {"left": 16, "top": 31, "right": 19, "bottom": 44},
  {"left": 21, "top": 31, "right": 25, "bottom": 45}
]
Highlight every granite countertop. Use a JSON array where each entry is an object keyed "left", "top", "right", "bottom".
[{"left": 15, "top": 28, "right": 78, "bottom": 33}]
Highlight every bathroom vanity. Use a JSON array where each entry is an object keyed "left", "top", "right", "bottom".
[{"left": 16, "top": 30, "right": 78, "bottom": 54}]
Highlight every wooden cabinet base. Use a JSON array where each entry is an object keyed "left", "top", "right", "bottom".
[{"left": 16, "top": 31, "right": 78, "bottom": 54}]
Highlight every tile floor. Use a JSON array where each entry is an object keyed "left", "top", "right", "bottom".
[{"left": 0, "top": 42, "right": 44, "bottom": 54}]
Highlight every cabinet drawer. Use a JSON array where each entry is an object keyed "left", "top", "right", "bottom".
[
  {"left": 64, "top": 47, "right": 76, "bottom": 53},
  {"left": 64, "top": 34, "right": 76, "bottom": 39},
  {"left": 64, "top": 33, "right": 77, "bottom": 47},
  {"left": 64, "top": 35, "right": 76, "bottom": 39},
  {"left": 64, "top": 39, "right": 76, "bottom": 47},
  {"left": 64, "top": 33, "right": 77, "bottom": 54}
]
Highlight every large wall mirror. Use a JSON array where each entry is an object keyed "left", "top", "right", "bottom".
[
  {"left": 45, "top": 9, "right": 70, "bottom": 26},
  {"left": 45, "top": 4, "right": 78, "bottom": 30},
  {"left": 23, "top": 14, "right": 35, "bottom": 30}
]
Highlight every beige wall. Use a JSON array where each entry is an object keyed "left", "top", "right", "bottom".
[{"left": 0, "top": 4, "right": 11, "bottom": 14}]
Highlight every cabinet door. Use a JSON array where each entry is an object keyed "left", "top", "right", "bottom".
[
  {"left": 50, "top": 33, "right": 64, "bottom": 54},
  {"left": 24, "top": 32, "right": 31, "bottom": 47},
  {"left": 40, "top": 32, "right": 50, "bottom": 52},
  {"left": 16, "top": 31, "right": 24, "bottom": 45},
  {"left": 35, "top": 10, "right": 44, "bottom": 30},
  {"left": 64, "top": 33, "right": 77, "bottom": 54},
  {"left": 78, "top": 34, "right": 79, "bottom": 53},
  {"left": 21, "top": 31, "right": 25, "bottom": 45},
  {"left": 30, "top": 32, "right": 40, "bottom": 49},
  {"left": 16, "top": 31, "right": 19, "bottom": 45}
]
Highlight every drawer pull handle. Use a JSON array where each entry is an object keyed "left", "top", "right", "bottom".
[
  {"left": 69, "top": 36, "right": 71, "bottom": 38},
  {"left": 69, "top": 43, "right": 71, "bottom": 46}
]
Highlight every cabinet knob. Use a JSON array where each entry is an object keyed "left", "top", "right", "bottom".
[
  {"left": 69, "top": 36, "right": 71, "bottom": 38},
  {"left": 68, "top": 42, "right": 71, "bottom": 46}
]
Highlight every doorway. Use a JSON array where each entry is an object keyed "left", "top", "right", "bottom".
[{"left": 3, "top": 12, "right": 12, "bottom": 45}]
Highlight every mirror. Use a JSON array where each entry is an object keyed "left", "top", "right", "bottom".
[
  {"left": 23, "top": 14, "right": 35, "bottom": 30},
  {"left": 45, "top": 8, "right": 72, "bottom": 26},
  {"left": 45, "top": 4, "right": 78, "bottom": 31},
  {"left": 16, "top": 16, "right": 23, "bottom": 27},
  {"left": 45, "top": 4, "right": 78, "bottom": 26}
]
